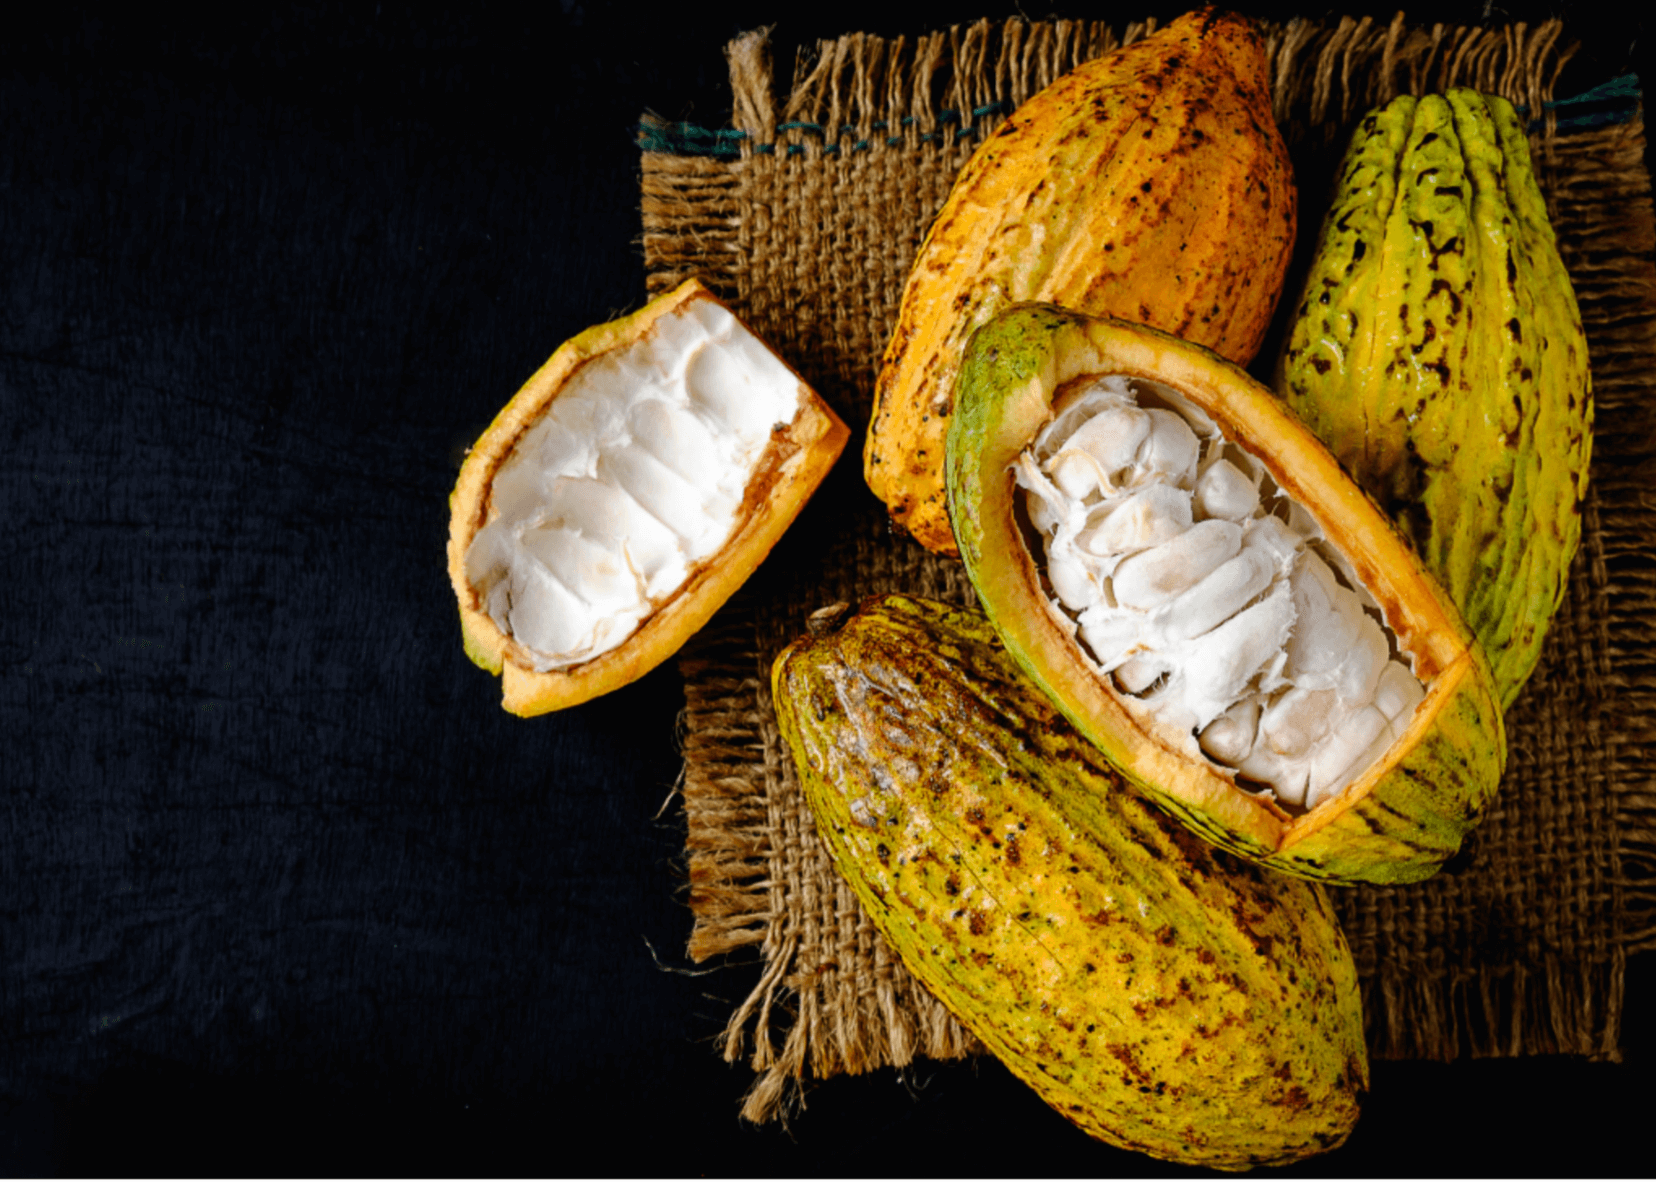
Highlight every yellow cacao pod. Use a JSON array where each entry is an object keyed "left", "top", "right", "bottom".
[
  {"left": 773, "top": 594, "right": 1367, "bottom": 1170},
  {"left": 866, "top": 7, "right": 1296, "bottom": 556},
  {"left": 1277, "top": 91, "right": 1592, "bottom": 711}
]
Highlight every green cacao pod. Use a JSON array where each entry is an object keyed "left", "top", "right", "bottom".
[
  {"left": 865, "top": 7, "right": 1296, "bottom": 556},
  {"left": 944, "top": 304, "right": 1505, "bottom": 884},
  {"left": 1277, "top": 90, "right": 1592, "bottom": 711},
  {"left": 772, "top": 594, "right": 1367, "bottom": 1170}
]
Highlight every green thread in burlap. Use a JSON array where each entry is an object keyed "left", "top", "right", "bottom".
[{"left": 638, "top": 13, "right": 1656, "bottom": 1122}]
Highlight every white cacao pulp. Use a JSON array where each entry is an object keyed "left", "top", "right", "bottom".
[
  {"left": 1015, "top": 376, "right": 1427, "bottom": 812},
  {"left": 464, "top": 298, "right": 808, "bottom": 671}
]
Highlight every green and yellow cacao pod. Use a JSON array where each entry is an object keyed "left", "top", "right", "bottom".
[
  {"left": 865, "top": 7, "right": 1296, "bottom": 556},
  {"left": 1277, "top": 90, "right": 1592, "bottom": 711},
  {"left": 944, "top": 304, "right": 1505, "bottom": 884},
  {"left": 773, "top": 594, "right": 1367, "bottom": 1170}
]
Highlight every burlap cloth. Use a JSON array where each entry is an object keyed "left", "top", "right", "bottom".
[{"left": 638, "top": 13, "right": 1656, "bottom": 1121}]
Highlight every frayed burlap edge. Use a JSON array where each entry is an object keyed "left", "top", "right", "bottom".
[{"left": 644, "top": 13, "right": 1656, "bottom": 1123}]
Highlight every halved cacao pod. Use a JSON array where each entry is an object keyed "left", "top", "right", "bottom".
[
  {"left": 1277, "top": 90, "right": 1592, "bottom": 711},
  {"left": 945, "top": 304, "right": 1505, "bottom": 884},
  {"left": 866, "top": 7, "right": 1296, "bottom": 556},
  {"left": 447, "top": 278, "right": 848, "bottom": 716},
  {"left": 774, "top": 594, "right": 1367, "bottom": 1170}
]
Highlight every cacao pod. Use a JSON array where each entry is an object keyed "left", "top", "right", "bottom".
[
  {"left": 773, "top": 594, "right": 1367, "bottom": 1170},
  {"left": 448, "top": 278, "right": 848, "bottom": 715},
  {"left": 1277, "top": 90, "right": 1591, "bottom": 711},
  {"left": 945, "top": 304, "right": 1505, "bottom": 884},
  {"left": 866, "top": 7, "right": 1296, "bottom": 556}
]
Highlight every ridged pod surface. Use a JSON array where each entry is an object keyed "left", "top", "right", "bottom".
[
  {"left": 945, "top": 305, "right": 1505, "bottom": 884},
  {"left": 866, "top": 7, "right": 1296, "bottom": 556},
  {"left": 1278, "top": 91, "right": 1592, "bottom": 710},
  {"left": 773, "top": 595, "right": 1366, "bottom": 1170}
]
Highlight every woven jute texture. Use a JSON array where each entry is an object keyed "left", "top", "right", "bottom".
[{"left": 639, "top": 13, "right": 1656, "bottom": 1122}]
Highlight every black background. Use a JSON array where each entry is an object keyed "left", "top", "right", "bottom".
[{"left": 1, "top": 1, "right": 1650, "bottom": 1175}]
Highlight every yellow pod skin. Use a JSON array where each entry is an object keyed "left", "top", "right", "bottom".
[
  {"left": 867, "top": 7, "right": 1296, "bottom": 556},
  {"left": 773, "top": 594, "right": 1367, "bottom": 1171}
]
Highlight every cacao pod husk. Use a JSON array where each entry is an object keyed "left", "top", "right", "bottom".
[
  {"left": 865, "top": 7, "right": 1296, "bottom": 556},
  {"left": 1277, "top": 90, "right": 1592, "bottom": 711},
  {"left": 773, "top": 594, "right": 1367, "bottom": 1170},
  {"left": 945, "top": 303, "right": 1506, "bottom": 884},
  {"left": 448, "top": 278, "right": 848, "bottom": 715}
]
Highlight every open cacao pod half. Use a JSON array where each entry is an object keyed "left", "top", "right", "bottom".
[
  {"left": 448, "top": 278, "right": 848, "bottom": 716},
  {"left": 866, "top": 6, "right": 1296, "bottom": 557},
  {"left": 945, "top": 304, "right": 1505, "bottom": 884}
]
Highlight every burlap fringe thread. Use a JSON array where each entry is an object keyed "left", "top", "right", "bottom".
[
  {"left": 642, "top": 15, "right": 1583, "bottom": 301},
  {"left": 645, "top": 13, "right": 1656, "bottom": 1124}
]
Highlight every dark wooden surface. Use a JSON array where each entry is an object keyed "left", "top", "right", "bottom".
[{"left": 1, "top": 2, "right": 1649, "bottom": 1174}]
